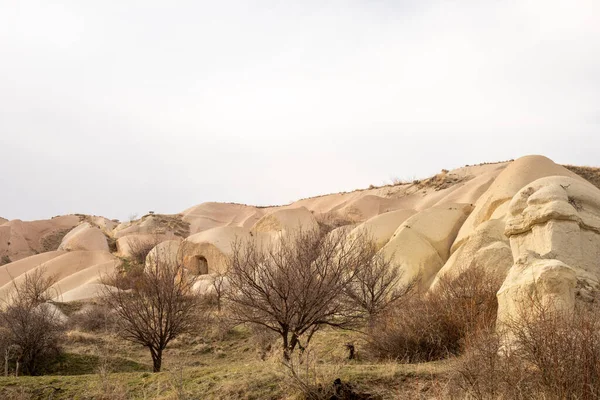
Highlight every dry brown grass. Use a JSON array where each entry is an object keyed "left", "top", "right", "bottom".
[
  {"left": 458, "top": 299, "right": 600, "bottom": 400},
  {"left": 563, "top": 164, "right": 600, "bottom": 190},
  {"left": 367, "top": 266, "right": 502, "bottom": 362}
]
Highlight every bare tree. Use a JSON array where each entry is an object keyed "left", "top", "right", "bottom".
[
  {"left": 0, "top": 266, "right": 65, "bottom": 376},
  {"left": 226, "top": 228, "right": 374, "bottom": 360},
  {"left": 126, "top": 234, "right": 163, "bottom": 266},
  {"left": 101, "top": 252, "right": 201, "bottom": 372},
  {"left": 211, "top": 269, "right": 229, "bottom": 313},
  {"left": 343, "top": 243, "right": 415, "bottom": 318}
]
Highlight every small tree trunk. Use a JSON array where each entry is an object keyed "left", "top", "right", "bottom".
[
  {"left": 15, "top": 360, "right": 19, "bottom": 377},
  {"left": 150, "top": 348, "right": 163, "bottom": 372},
  {"left": 282, "top": 333, "right": 290, "bottom": 361},
  {"left": 4, "top": 351, "right": 8, "bottom": 377}
]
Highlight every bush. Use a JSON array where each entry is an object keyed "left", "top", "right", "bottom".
[
  {"left": 69, "top": 304, "right": 115, "bottom": 333},
  {"left": 127, "top": 235, "right": 162, "bottom": 266},
  {"left": 367, "top": 266, "right": 502, "bottom": 362},
  {"left": 458, "top": 299, "right": 600, "bottom": 400},
  {"left": 0, "top": 267, "right": 65, "bottom": 376}
]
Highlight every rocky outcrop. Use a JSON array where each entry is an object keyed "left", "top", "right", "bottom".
[
  {"left": 452, "top": 155, "right": 585, "bottom": 254},
  {"left": 0, "top": 215, "right": 81, "bottom": 262},
  {"left": 347, "top": 209, "right": 416, "bottom": 250},
  {"left": 431, "top": 219, "right": 512, "bottom": 288},
  {"left": 497, "top": 176, "right": 600, "bottom": 334},
  {"left": 496, "top": 252, "right": 577, "bottom": 333},
  {"left": 145, "top": 240, "right": 182, "bottom": 271},
  {"left": 178, "top": 226, "right": 252, "bottom": 275},
  {"left": 251, "top": 207, "right": 319, "bottom": 234},
  {"left": 59, "top": 223, "right": 109, "bottom": 252},
  {"left": 379, "top": 204, "right": 473, "bottom": 288}
]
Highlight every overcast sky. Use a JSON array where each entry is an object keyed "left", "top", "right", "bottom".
[{"left": 0, "top": 0, "right": 598, "bottom": 221}]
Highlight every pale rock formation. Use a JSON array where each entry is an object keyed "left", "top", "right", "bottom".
[
  {"left": 59, "top": 283, "right": 115, "bottom": 302},
  {"left": 251, "top": 207, "right": 318, "bottom": 234},
  {"left": 145, "top": 240, "right": 182, "bottom": 271},
  {"left": 193, "top": 274, "right": 230, "bottom": 295},
  {"left": 497, "top": 175, "right": 600, "bottom": 336},
  {"left": 333, "top": 195, "right": 407, "bottom": 222},
  {"left": 379, "top": 204, "right": 473, "bottom": 288},
  {"left": 0, "top": 250, "right": 117, "bottom": 300},
  {"left": 431, "top": 219, "right": 512, "bottom": 288},
  {"left": 452, "top": 155, "right": 585, "bottom": 253},
  {"left": 51, "top": 260, "right": 118, "bottom": 302},
  {"left": 496, "top": 252, "right": 576, "bottom": 333},
  {"left": 85, "top": 216, "right": 119, "bottom": 236},
  {"left": 113, "top": 214, "right": 189, "bottom": 239},
  {"left": 0, "top": 215, "right": 81, "bottom": 262},
  {"left": 182, "top": 202, "right": 266, "bottom": 234},
  {"left": 0, "top": 251, "right": 66, "bottom": 287},
  {"left": 116, "top": 233, "right": 176, "bottom": 258},
  {"left": 348, "top": 209, "right": 417, "bottom": 250},
  {"left": 178, "top": 226, "right": 253, "bottom": 275},
  {"left": 59, "top": 223, "right": 109, "bottom": 252},
  {"left": 0, "top": 217, "right": 7, "bottom": 225}
]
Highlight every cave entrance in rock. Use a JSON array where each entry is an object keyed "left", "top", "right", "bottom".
[{"left": 194, "top": 255, "right": 209, "bottom": 275}]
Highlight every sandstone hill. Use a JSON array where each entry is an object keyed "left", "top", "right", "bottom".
[{"left": 2, "top": 155, "right": 600, "bottom": 328}]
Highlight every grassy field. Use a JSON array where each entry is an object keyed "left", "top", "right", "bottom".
[{"left": 0, "top": 324, "right": 455, "bottom": 399}]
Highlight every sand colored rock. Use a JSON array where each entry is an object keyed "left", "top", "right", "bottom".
[
  {"left": 3, "top": 155, "right": 600, "bottom": 306},
  {"left": 496, "top": 252, "right": 577, "bottom": 334},
  {"left": 379, "top": 204, "right": 473, "bottom": 288},
  {"left": 59, "top": 222, "right": 109, "bottom": 252},
  {"left": 0, "top": 215, "right": 81, "bottom": 262},
  {"left": 0, "top": 250, "right": 117, "bottom": 300},
  {"left": 333, "top": 195, "right": 407, "bottom": 222},
  {"left": 182, "top": 203, "right": 266, "bottom": 234},
  {"left": 113, "top": 214, "right": 189, "bottom": 239},
  {"left": 59, "top": 283, "right": 115, "bottom": 303},
  {"left": 0, "top": 251, "right": 66, "bottom": 287},
  {"left": 51, "top": 260, "right": 118, "bottom": 302},
  {"left": 505, "top": 176, "right": 600, "bottom": 282},
  {"left": 452, "top": 155, "right": 586, "bottom": 253},
  {"left": 0, "top": 218, "right": 7, "bottom": 225},
  {"left": 348, "top": 209, "right": 417, "bottom": 249},
  {"left": 85, "top": 215, "right": 119, "bottom": 236},
  {"left": 251, "top": 207, "right": 319, "bottom": 234},
  {"left": 178, "top": 226, "right": 253, "bottom": 275},
  {"left": 431, "top": 219, "right": 512, "bottom": 289},
  {"left": 145, "top": 240, "right": 182, "bottom": 271},
  {"left": 116, "top": 233, "right": 177, "bottom": 258}
]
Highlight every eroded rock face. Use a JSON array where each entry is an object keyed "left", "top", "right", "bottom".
[
  {"left": 59, "top": 223, "right": 109, "bottom": 252},
  {"left": 496, "top": 252, "right": 577, "bottom": 333},
  {"left": 380, "top": 204, "right": 473, "bottom": 288},
  {"left": 505, "top": 176, "right": 600, "bottom": 284},
  {"left": 431, "top": 219, "right": 512, "bottom": 289},
  {"left": 497, "top": 176, "right": 600, "bottom": 337},
  {"left": 145, "top": 240, "right": 181, "bottom": 272}
]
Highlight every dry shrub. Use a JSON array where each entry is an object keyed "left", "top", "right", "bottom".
[
  {"left": 458, "top": 300, "right": 600, "bottom": 400},
  {"left": 95, "top": 350, "right": 128, "bottom": 400},
  {"left": 512, "top": 301, "right": 600, "bottom": 399},
  {"left": 315, "top": 212, "right": 355, "bottom": 233},
  {"left": 458, "top": 330, "right": 536, "bottom": 400},
  {"left": 281, "top": 350, "right": 371, "bottom": 400},
  {"left": 0, "top": 267, "right": 65, "bottom": 376},
  {"left": 367, "top": 266, "right": 502, "bottom": 362},
  {"left": 127, "top": 235, "right": 162, "bottom": 266},
  {"left": 69, "top": 304, "right": 115, "bottom": 333}
]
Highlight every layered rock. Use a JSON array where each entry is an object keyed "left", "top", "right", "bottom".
[
  {"left": 497, "top": 176, "right": 600, "bottom": 333},
  {"left": 59, "top": 222, "right": 109, "bottom": 252},
  {"left": 379, "top": 204, "right": 473, "bottom": 288}
]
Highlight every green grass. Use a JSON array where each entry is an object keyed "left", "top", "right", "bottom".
[{"left": 0, "top": 326, "right": 455, "bottom": 399}]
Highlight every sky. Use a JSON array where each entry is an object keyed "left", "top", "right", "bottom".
[{"left": 0, "top": 0, "right": 599, "bottom": 221}]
